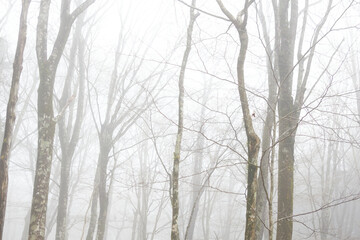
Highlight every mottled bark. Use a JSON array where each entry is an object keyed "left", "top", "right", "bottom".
[
  {"left": 28, "top": 1, "right": 95, "bottom": 239},
  {"left": 0, "top": 3, "right": 31, "bottom": 238},
  {"left": 171, "top": 1, "right": 198, "bottom": 239}
]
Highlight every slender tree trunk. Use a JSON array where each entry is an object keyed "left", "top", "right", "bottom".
[
  {"left": 56, "top": 16, "right": 85, "bottom": 240},
  {"left": 216, "top": 1, "right": 260, "bottom": 239},
  {"left": 86, "top": 164, "right": 100, "bottom": 240},
  {"left": 171, "top": 1, "right": 198, "bottom": 239},
  {"left": 185, "top": 87, "right": 208, "bottom": 240},
  {"left": 255, "top": 2, "right": 278, "bottom": 239},
  {"left": 0, "top": 1, "right": 31, "bottom": 238},
  {"left": 185, "top": 131, "right": 204, "bottom": 240},
  {"left": 268, "top": 114, "right": 277, "bottom": 240},
  {"left": 86, "top": 127, "right": 113, "bottom": 240},
  {"left": 87, "top": 139, "right": 111, "bottom": 240},
  {"left": 95, "top": 132, "right": 111, "bottom": 240}
]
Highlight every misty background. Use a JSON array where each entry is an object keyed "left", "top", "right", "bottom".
[{"left": 0, "top": 0, "right": 360, "bottom": 239}]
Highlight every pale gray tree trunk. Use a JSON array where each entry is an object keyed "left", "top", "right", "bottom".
[
  {"left": 0, "top": 1, "right": 31, "bottom": 238},
  {"left": 171, "top": 1, "right": 198, "bottom": 239},
  {"left": 255, "top": 2, "right": 278, "bottom": 239},
  {"left": 86, "top": 163, "right": 100, "bottom": 240},
  {"left": 55, "top": 14, "right": 85, "bottom": 240},
  {"left": 185, "top": 104, "right": 206, "bottom": 240}
]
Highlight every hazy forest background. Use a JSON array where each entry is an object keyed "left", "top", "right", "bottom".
[{"left": 0, "top": 0, "right": 360, "bottom": 239}]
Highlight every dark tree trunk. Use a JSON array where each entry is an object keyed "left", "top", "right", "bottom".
[{"left": 274, "top": 1, "right": 298, "bottom": 239}]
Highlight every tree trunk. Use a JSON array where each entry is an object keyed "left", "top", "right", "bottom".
[
  {"left": 275, "top": 1, "right": 298, "bottom": 239},
  {"left": 171, "top": 1, "right": 197, "bottom": 239},
  {"left": 216, "top": 1, "right": 260, "bottom": 239},
  {"left": 28, "top": 1, "right": 95, "bottom": 239},
  {"left": 86, "top": 164, "right": 100, "bottom": 240},
  {"left": 185, "top": 124, "right": 204, "bottom": 240},
  {"left": 255, "top": 2, "right": 278, "bottom": 239},
  {"left": 28, "top": 66, "right": 57, "bottom": 240},
  {"left": 56, "top": 16, "right": 85, "bottom": 240},
  {"left": 95, "top": 144, "right": 111, "bottom": 240},
  {"left": 0, "top": 1, "right": 31, "bottom": 238}
]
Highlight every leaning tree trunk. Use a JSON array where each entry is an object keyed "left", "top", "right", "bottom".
[
  {"left": 171, "top": 1, "right": 198, "bottom": 240},
  {"left": 0, "top": 1, "right": 31, "bottom": 238},
  {"left": 216, "top": 0, "right": 260, "bottom": 239}
]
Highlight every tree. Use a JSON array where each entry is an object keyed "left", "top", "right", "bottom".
[
  {"left": 272, "top": 0, "right": 333, "bottom": 239},
  {"left": 170, "top": 1, "right": 198, "bottom": 239},
  {"left": 254, "top": 1, "right": 278, "bottom": 239},
  {"left": 0, "top": 0, "right": 31, "bottom": 238},
  {"left": 85, "top": 27, "right": 165, "bottom": 240},
  {"left": 216, "top": 0, "right": 261, "bottom": 239},
  {"left": 28, "top": 0, "right": 95, "bottom": 239},
  {"left": 55, "top": 13, "right": 86, "bottom": 240}
]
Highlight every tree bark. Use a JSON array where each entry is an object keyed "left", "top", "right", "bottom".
[
  {"left": 171, "top": 1, "right": 198, "bottom": 240},
  {"left": 86, "top": 163, "right": 100, "bottom": 240},
  {"left": 216, "top": 0, "right": 260, "bottom": 239},
  {"left": 95, "top": 134, "right": 112, "bottom": 240},
  {"left": 274, "top": 1, "right": 298, "bottom": 239},
  {"left": 0, "top": 1, "right": 31, "bottom": 238},
  {"left": 28, "top": 1, "right": 95, "bottom": 239}
]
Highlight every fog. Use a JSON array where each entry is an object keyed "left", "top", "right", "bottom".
[{"left": 0, "top": 0, "right": 359, "bottom": 240}]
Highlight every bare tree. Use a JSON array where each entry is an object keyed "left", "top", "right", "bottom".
[
  {"left": 254, "top": 1, "right": 279, "bottom": 239},
  {"left": 0, "top": 1, "right": 31, "bottom": 238},
  {"left": 28, "top": 0, "right": 95, "bottom": 239},
  {"left": 85, "top": 29, "right": 164, "bottom": 240},
  {"left": 55, "top": 12, "right": 86, "bottom": 240},
  {"left": 272, "top": 0, "right": 335, "bottom": 238},
  {"left": 216, "top": 0, "right": 261, "bottom": 239},
  {"left": 170, "top": 1, "right": 198, "bottom": 239}
]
